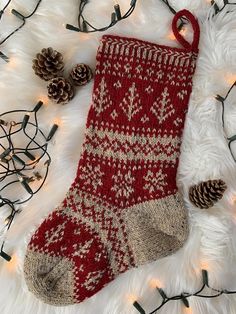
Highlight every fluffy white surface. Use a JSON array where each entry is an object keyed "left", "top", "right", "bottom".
[{"left": 1, "top": 0, "right": 236, "bottom": 313}]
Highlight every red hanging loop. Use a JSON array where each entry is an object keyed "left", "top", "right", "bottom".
[{"left": 172, "top": 9, "right": 200, "bottom": 52}]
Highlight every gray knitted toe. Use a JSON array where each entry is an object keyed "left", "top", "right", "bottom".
[{"left": 24, "top": 250, "right": 76, "bottom": 306}]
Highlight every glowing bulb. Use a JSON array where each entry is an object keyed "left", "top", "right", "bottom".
[
  {"left": 53, "top": 118, "right": 61, "bottom": 126},
  {"left": 231, "top": 194, "right": 236, "bottom": 205},
  {"left": 80, "top": 33, "right": 90, "bottom": 41},
  {"left": 6, "top": 254, "right": 18, "bottom": 272},
  {"left": 184, "top": 307, "right": 193, "bottom": 314},
  {"left": 225, "top": 73, "right": 236, "bottom": 85},
  {"left": 168, "top": 27, "right": 186, "bottom": 41},
  {"left": 150, "top": 278, "right": 162, "bottom": 289},
  {"left": 37, "top": 95, "right": 49, "bottom": 105},
  {"left": 7, "top": 7, "right": 13, "bottom": 15},
  {"left": 180, "top": 27, "right": 187, "bottom": 36},
  {"left": 200, "top": 261, "right": 210, "bottom": 271},
  {"left": 127, "top": 294, "right": 138, "bottom": 304},
  {"left": 5, "top": 216, "right": 10, "bottom": 226},
  {"left": 168, "top": 32, "right": 176, "bottom": 41},
  {"left": 8, "top": 57, "right": 17, "bottom": 68}
]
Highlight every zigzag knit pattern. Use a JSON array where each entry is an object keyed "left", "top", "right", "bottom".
[{"left": 24, "top": 10, "right": 200, "bottom": 306}]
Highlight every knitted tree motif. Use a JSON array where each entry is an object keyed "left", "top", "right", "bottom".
[
  {"left": 150, "top": 87, "right": 175, "bottom": 124},
  {"left": 143, "top": 169, "right": 167, "bottom": 193},
  {"left": 111, "top": 170, "right": 135, "bottom": 198},
  {"left": 93, "top": 77, "right": 112, "bottom": 115},
  {"left": 44, "top": 221, "right": 67, "bottom": 247},
  {"left": 120, "top": 82, "right": 142, "bottom": 121}
]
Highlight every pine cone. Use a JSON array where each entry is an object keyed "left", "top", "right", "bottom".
[
  {"left": 47, "top": 77, "right": 74, "bottom": 105},
  {"left": 32, "top": 47, "right": 64, "bottom": 81},
  {"left": 189, "top": 179, "right": 227, "bottom": 209},
  {"left": 70, "top": 63, "right": 93, "bottom": 86}
]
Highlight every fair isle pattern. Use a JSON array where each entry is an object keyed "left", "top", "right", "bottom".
[
  {"left": 92, "top": 77, "right": 113, "bottom": 115},
  {"left": 150, "top": 87, "right": 175, "bottom": 124},
  {"left": 143, "top": 169, "right": 168, "bottom": 193},
  {"left": 24, "top": 28, "right": 199, "bottom": 306},
  {"left": 119, "top": 83, "right": 142, "bottom": 121},
  {"left": 83, "top": 124, "right": 181, "bottom": 163}
]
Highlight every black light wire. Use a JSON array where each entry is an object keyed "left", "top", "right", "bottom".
[
  {"left": 0, "top": 0, "right": 42, "bottom": 62},
  {"left": 216, "top": 81, "right": 236, "bottom": 162},
  {"left": 66, "top": 0, "right": 139, "bottom": 33},
  {"left": 0, "top": 101, "right": 57, "bottom": 261}
]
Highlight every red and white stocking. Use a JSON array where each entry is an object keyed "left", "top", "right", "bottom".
[{"left": 24, "top": 9, "right": 200, "bottom": 306}]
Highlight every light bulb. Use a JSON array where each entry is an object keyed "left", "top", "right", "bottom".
[
  {"left": 150, "top": 278, "right": 162, "bottom": 289},
  {"left": 6, "top": 254, "right": 18, "bottom": 271},
  {"left": 225, "top": 73, "right": 236, "bottom": 85},
  {"left": 127, "top": 294, "right": 137, "bottom": 304}
]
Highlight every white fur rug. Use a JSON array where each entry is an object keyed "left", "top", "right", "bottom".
[{"left": 1, "top": 0, "right": 236, "bottom": 313}]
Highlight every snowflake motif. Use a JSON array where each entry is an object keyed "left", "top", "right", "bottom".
[
  {"left": 72, "top": 239, "right": 94, "bottom": 258},
  {"left": 143, "top": 169, "right": 167, "bottom": 193},
  {"left": 83, "top": 270, "right": 105, "bottom": 291},
  {"left": 111, "top": 170, "right": 135, "bottom": 198},
  {"left": 79, "top": 164, "right": 104, "bottom": 191}
]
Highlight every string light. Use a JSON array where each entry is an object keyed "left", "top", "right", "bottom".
[
  {"left": 66, "top": 0, "right": 233, "bottom": 37},
  {"left": 211, "top": 0, "right": 236, "bottom": 15},
  {"left": 132, "top": 269, "right": 236, "bottom": 313},
  {"left": 216, "top": 80, "right": 236, "bottom": 162},
  {"left": 184, "top": 308, "right": 193, "bottom": 314},
  {"left": 66, "top": 0, "right": 138, "bottom": 33},
  {"left": 168, "top": 27, "right": 187, "bottom": 41},
  {"left": 0, "top": 101, "right": 58, "bottom": 262},
  {"left": 5, "top": 253, "right": 18, "bottom": 272},
  {"left": 225, "top": 73, "right": 236, "bottom": 85},
  {"left": 149, "top": 279, "right": 163, "bottom": 289},
  {"left": 0, "top": 0, "right": 42, "bottom": 62}
]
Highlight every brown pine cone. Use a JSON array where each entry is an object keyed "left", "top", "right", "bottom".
[
  {"left": 32, "top": 47, "right": 64, "bottom": 81},
  {"left": 47, "top": 77, "right": 74, "bottom": 105},
  {"left": 189, "top": 179, "right": 227, "bottom": 209},
  {"left": 70, "top": 63, "right": 93, "bottom": 86}
]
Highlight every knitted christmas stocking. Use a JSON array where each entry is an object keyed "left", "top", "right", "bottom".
[{"left": 24, "top": 10, "right": 200, "bottom": 306}]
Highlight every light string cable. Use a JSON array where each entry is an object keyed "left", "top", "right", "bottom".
[
  {"left": 0, "top": 0, "right": 12, "bottom": 21},
  {"left": 66, "top": 0, "right": 138, "bottom": 33},
  {"left": 65, "top": 0, "right": 196, "bottom": 34},
  {"left": 211, "top": 0, "right": 236, "bottom": 15},
  {"left": 133, "top": 269, "right": 236, "bottom": 314},
  {"left": 0, "top": 101, "right": 58, "bottom": 261},
  {"left": 163, "top": 0, "right": 236, "bottom": 16},
  {"left": 0, "top": 0, "right": 42, "bottom": 62},
  {"left": 216, "top": 80, "right": 236, "bottom": 162}
]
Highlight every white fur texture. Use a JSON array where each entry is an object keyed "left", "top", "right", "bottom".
[{"left": 1, "top": 0, "right": 236, "bottom": 313}]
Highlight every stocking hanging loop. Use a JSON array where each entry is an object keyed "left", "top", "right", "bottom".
[{"left": 172, "top": 9, "right": 200, "bottom": 52}]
